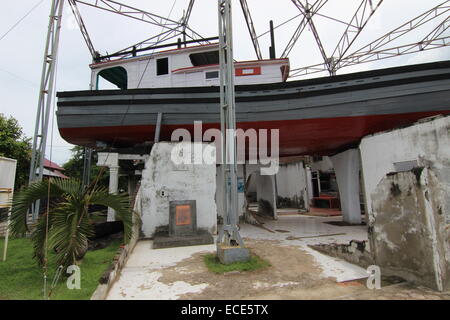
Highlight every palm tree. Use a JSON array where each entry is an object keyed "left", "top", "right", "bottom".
[{"left": 9, "top": 178, "right": 137, "bottom": 269}]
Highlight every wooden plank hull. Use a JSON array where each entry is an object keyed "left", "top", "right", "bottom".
[{"left": 56, "top": 61, "right": 450, "bottom": 156}]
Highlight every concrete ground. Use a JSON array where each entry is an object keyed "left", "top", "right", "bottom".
[{"left": 106, "top": 215, "right": 450, "bottom": 300}]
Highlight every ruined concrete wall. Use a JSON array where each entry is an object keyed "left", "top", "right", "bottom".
[
  {"left": 139, "top": 142, "right": 217, "bottom": 238},
  {"left": 360, "top": 115, "right": 450, "bottom": 219},
  {"left": 370, "top": 168, "right": 450, "bottom": 291},
  {"left": 275, "top": 161, "right": 308, "bottom": 210}
]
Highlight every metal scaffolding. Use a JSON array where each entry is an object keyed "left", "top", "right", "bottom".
[
  {"left": 70, "top": 0, "right": 210, "bottom": 60},
  {"left": 28, "top": 0, "right": 65, "bottom": 220},
  {"left": 288, "top": 0, "right": 450, "bottom": 77},
  {"left": 62, "top": 0, "right": 450, "bottom": 73},
  {"left": 239, "top": 0, "right": 262, "bottom": 60},
  {"left": 217, "top": 0, "right": 246, "bottom": 248}
]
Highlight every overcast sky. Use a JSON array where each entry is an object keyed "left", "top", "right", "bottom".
[{"left": 1, "top": 0, "right": 449, "bottom": 165}]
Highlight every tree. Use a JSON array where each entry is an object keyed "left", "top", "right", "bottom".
[
  {"left": 8, "top": 178, "right": 137, "bottom": 269},
  {"left": 63, "top": 146, "right": 110, "bottom": 189},
  {"left": 0, "top": 114, "right": 32, "bottom": 189},
  {"left": 63, "top": 146, "right": 128, "bottom": 192}
]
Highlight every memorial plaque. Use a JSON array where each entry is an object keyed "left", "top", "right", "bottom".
[
  {"left": 175, "top": 205, "right": 191, "bottom": 226},
  {"left": 169, "top": 200, "right": 197, "bottom": 236}
]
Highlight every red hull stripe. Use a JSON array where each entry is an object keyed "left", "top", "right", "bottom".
[{"left": 59, "top": 110, "right": 450, "bottom": 156}]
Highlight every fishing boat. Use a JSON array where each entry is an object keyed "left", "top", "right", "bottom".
[{"left": 56, "top": 43, "right": 450, "bottom": 156}]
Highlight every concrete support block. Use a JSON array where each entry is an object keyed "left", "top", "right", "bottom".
[
  {"left": 217, "top": 243, "right": 250, "bottom": 264},
  {"left": 140, "top": 142, "right": 217, "bottom": 238},
  {"left": 330, "top": 149, "right": 361, "bottom": 224}
]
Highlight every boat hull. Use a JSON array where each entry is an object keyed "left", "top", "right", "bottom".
[{"left": 57, "top": 61, "right": 450, "bottom": 156}]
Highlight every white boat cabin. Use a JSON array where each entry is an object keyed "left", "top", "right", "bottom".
[{"left": 90, "top": 43, "right": 290, "bottom": 90}]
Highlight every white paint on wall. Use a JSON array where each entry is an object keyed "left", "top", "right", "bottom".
[{"left": 139, "top": 142, "right": 217, "bottom": 238}]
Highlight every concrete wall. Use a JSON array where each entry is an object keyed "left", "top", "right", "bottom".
[
  {"left": 360, "top": 115, "right": 450, "bottom": 291},
  {"left": 138, "top": 142, "right": 217, "bottom": 238},
  {"left": 360, "top": 115, "right": 450, "bottom": 218},
  {"left": 242, "top": 164, "right": 277, "bottom": 219},
  {"left": 370, "top": 168, "right": 450, "bottom": 291},
  {"left": 275, "top": 161, "right": 309, "bottom": 210}
]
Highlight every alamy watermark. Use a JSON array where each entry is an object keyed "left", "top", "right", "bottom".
[
  {"left": 366, "top": 265, "right": 381, "bottom": 290},
  {"left": 170, "top": 121, "right": 280, "bottom": 175},
  {"left": 66, "top": 265, "right": 81, "bottom": 290}
]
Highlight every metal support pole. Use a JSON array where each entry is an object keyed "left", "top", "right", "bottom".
[
  {"left": 82, "top": 147, "right": 92, "bottom": 188},
  {"left": 217, "top": 0, "right": 245, "bottom": 248},
  {"left": 154, "top": 112, "right": 163, "bottom": 143},
  {"left": 29, "top": 0, "right": 65, "bottom": 220}
]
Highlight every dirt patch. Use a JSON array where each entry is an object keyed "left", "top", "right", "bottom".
[{"left": 156, "top": 239, "right": 362, "bottom": 299}]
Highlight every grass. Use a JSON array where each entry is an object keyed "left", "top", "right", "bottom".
[
  {"left": 0, "top": 237, "right": 120, "bottom": 300},
  {"left": 203, "top": 253, "right": 270, "bottom": 274}
]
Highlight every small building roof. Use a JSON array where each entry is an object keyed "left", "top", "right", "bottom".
[{"left": 43, "top": 158, "right": 65, "bottom": 171}]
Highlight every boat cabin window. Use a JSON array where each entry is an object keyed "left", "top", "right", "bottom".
[
  {"left": 97, "top": 66, "right": 127, "bottom": 90},
  {"left": 156, "top": 57, "right": 169, "bottom": 76},
  {"left": 189, "top": 51, "right": 219, "bottom": 66},
  {"left": 205, "top": 71, "right": 219, "bottom": 79}
]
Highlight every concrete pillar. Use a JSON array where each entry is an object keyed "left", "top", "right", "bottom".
[
  {"left": 97, "top": 152, "right": 119, "bottom": 222},
  {"left": 330, "top": 149, "right": 361, "bottom": 224},
  {"left": 107, "top": 166, "right": 119, "bottom": 222},
  {"left": 275, "top": 161, "right": 308, "bottom": 210},
  {"left": 127, "top": 174, "right": 137, "bottom": 198},
  {"left": 256, "top": 172, "right": 277, "bottom": 219}
]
